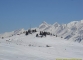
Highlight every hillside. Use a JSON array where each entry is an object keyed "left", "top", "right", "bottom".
[{"left": 0, "top": 32, "right": 83, "bottom": 60}]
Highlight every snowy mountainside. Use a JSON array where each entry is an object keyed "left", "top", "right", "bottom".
[
  {"left": 0, "top": 22, "right": 83, "bottom": 60},
  {"left": 39, "top": 21, "right": 51, "bottom": 31},
  {"left": 0, "top": 32, "right": 83, "bottom": 60},
  {"left": 0, "top": 20, "right": 83, "bottom": 43},
  {"left": 39, "top": 20, "right": 83, "bottom": 43},
  {"left": 0, "top": 28, "right": 25, "bottom": 38}
]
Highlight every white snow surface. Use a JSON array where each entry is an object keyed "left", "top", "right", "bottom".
[{"left": 0, "top": 32, "right": 83, "bottom": 60}]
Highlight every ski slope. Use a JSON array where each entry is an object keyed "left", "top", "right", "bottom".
[{"left": 0, "top": 32, "right": 83, "bottom": 60}]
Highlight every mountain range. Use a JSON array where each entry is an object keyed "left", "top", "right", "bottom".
[{"left": 0, "top": 20, "right": 83, "bottom": 43}]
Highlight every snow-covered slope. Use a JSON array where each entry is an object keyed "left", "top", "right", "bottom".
[
  {"left": 0, "top": 19, "right": 83, "bottom": 60},
  {"left": 0, "top": 32, "right": 83, "bottom": 60},
  {"left": 0, "top": 20, "right": 83, "bottom": 43},
  {"left": 38, "top": 20, "right": 83, "bottom": 43},
  {"left": 0, "top": 28, "right": 25, "bottom": 38}
]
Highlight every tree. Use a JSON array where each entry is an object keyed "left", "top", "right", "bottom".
[
  {"left": 56, "top": 35, "right": 57, "bottom": 37},
  {"left": 2, "top": 37, "right": 4, "bottom": 39},
  {"left": 40, "top": 31, "right": 42, "bottom": 35},
  {"left": 35, "top": 29, "right": 37, "bottom": 32},
  {"left": 28, "top": 29, "right": 31, "bottom": 34},
  {"left": 36, "top": 34, "right": 38, "bottom": 37},
  {"left": 25, "top": 31, "right": 28, "bottom": 35},
  {"left": 43, "top": 32, "right": 46, "bottom": 37}
]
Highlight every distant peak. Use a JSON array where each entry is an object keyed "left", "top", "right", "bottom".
[
  {"left": 42, "top": 21, "right": 47, "bottom": 24},
  {"left": 53, "top": 22, "right": 60, "bottom": 26},
  {"left": 53, "top": 22, "right": 59, "bottom": 25},
  {"left": 40, "top": 21, "right": 49, "bottom": 26},
  {"left": 39, "top": 21, "right": 49, "bottom": 29},
  {"left": 80, "top": 19, "right": 83, "bottom": 23},
  {"left": 68, "top": 20, "right": 78, "bottom": 25}
]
